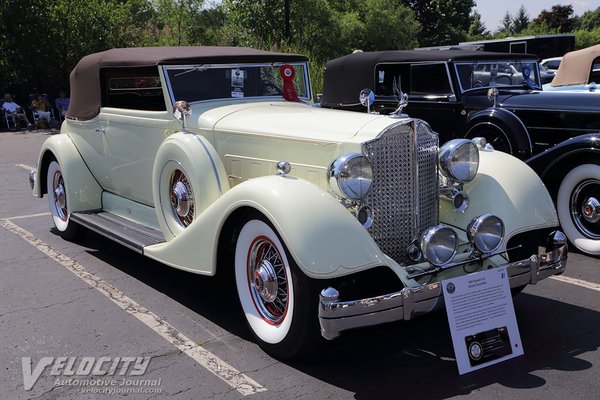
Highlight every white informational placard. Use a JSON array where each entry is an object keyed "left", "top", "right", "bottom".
[{"left": 442, "top": 267, "right": 524, "bottom": 375}]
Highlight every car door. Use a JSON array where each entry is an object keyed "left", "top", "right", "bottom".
[
  {"left": 405, "top": 62, "right": 465, "bottom": 144},
  {"left": 99, "top": 68, "right": 175, "bottom": 206}
]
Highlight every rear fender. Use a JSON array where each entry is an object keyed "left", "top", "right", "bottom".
[{"left": 34, "top": 134, "right": 103, "bottom": 212}]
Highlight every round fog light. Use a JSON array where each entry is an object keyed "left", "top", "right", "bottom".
[
  {"left": 467, "top": 214, "right": 504, "bottom": 254},
  {"left": 420, "top": 225, "right": 459, "bottom": 266}
]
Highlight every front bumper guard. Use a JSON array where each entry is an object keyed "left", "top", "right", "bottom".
[{"left": 318, "top": 231, "right": 568, "bottom": 340}]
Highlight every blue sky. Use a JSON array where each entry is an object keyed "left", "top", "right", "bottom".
[{"left": 476, "top": 0, "right": 599, "bottom": 32}]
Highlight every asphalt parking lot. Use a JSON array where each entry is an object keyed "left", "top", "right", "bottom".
[{"left": 1, "top": 130, "right": 599, "bottom": 400}]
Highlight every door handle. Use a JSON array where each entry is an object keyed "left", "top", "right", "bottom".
[{"left": 95, "top": 127, "right": 105, "bottom": 134}]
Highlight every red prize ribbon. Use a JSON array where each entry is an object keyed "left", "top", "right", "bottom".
[{"left": 280, "top": 65, "right": 302, "bottom": 102}]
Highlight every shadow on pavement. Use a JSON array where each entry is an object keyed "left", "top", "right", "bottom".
[{"left": 73, "top": 229, "right": 598, "bottom": 400}]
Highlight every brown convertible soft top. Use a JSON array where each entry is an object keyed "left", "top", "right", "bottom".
[
  {"left": 550, "top": 44, "right": 600, "bottom": 87},
  {"left": 66, "top": 46, "right": 308, "bottom": 121}
]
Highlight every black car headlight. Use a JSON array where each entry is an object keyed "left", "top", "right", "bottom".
[
  {"left": 329, "top": 153, "right": 373, "bottom": 201},
  {"left": 439, "top": 139, "right": 479, "bottom": 182}
]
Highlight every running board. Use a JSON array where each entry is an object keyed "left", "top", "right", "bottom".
[{"left": 71, "top": 211, "right": 165, "bottom": 253}]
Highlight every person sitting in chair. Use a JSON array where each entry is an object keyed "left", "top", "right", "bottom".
[
  {"left": 55, "top": 90, "right": 70, "bottom": 119},
  {"left": 2, "top": 93, "right": 32, "bottom": 130},
  {"left": 31, "top": 93, "right": 52, "bottom": 128}
]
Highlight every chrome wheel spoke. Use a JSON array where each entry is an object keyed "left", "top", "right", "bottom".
[{"left": 247, "top": 238, "right": 289, "bottom": 324}]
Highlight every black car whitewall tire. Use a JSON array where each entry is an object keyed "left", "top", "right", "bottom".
[
  {"left": 234, "top": 217, "right": 318, "bottom": 358},
  {"left": 557, "top": 164, "right": 600, "bottom": 255},
  {"left": 46, "top": 160, "right": 86, "bottom": 241}
]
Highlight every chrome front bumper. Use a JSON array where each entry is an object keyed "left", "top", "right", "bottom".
[{"left": 318, "top": 231, "right": 568, "bottom": 340}]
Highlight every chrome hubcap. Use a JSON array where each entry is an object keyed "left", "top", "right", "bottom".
[
  {"left": 248, "top": 237, "right": 288, "bottom": 324},
  {"left": 169, "top": 170, "right": 194, "bottom": 227},
  {"left": 52, "top": 172, "right": 68, "bottom": 222},
  {"left": 582, "top": 197, "right": 600, "bottom": 223},
  {"left": 171, "top": 181, "right": 190, "bottom": 217},
  {"left": 570, "top": 179, "right": 600, "bottom": 239},
  {"left": 253, "top": 259, "right": 278, "bottom": 303}
]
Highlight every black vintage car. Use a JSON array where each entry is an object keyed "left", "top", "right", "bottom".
[{"left": 321, "top": 49, "right": 600, "bottom": 256}]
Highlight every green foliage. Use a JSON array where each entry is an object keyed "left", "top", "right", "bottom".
[
  {"left": 1, "top": 0, "right": 599, "bottom": 102},
  {"left": 468, "top": 11, "right": 490, "bottom": 40},
  {"left": 577, "top": 7, "right": 600, "bottom": 30},
  {"left": 512, "top": 5, "right": 530, "bottom": 34},
  {"left": 402, "top": 0, "right": 475, "bottom": 46},
  {"left": 573, "top": 28, "right": 600, "bottom": 49}
]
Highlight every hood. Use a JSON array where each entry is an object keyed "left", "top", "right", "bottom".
[
  {"left": 499, "top": 90, "right": 600, "bottom": 111},
  {"left": 195, "top": 101, "right": 406, "bottom": 144}
]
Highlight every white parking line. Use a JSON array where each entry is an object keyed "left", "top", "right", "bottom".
[
  {"left": 16, "top": 163, "right": 36, "bottom": 171},
  {"left": 7, "top": 212, "right": 51, "bottom": 220},
  {"left": 0, "top": 218, "right": 267, "bottom": 396},
  {"left": 550, "top": 275, "right": 600, "bottom": 292}
]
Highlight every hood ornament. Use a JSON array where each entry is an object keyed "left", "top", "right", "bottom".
[
  {"left": 487, "top": 88, "right": 499, "bottom": 108},
  {"left": 390, "top": 76, "right": 409, "bottom": 118}
]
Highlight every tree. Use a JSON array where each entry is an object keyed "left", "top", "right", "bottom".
[
  {"left": 512, "top": 5, "right": 529, "bottom": 34},
  {"left": 498, "top": 11, "right": 513, "bottom": 35},
  {"left": 533, "top": 4, "right": 576, "bottom": 33},
  {"left": 577, "top": 7, "right": 600, "bottom": 30},
  {"left": 401, "top": 0, "right": 476, "bottom": 46},
  {"left": 468, "top": 10, "right": 489, "bottom": 39}
]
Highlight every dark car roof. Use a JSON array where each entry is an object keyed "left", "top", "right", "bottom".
[
  {"left": 67, "top": 46, "right": 308, "bottom": 121},
  {"left": 320, "top": 49, "right": 536, "bottom": 108}
]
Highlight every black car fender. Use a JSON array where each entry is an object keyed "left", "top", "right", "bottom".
[
  {"left": 526, "top": 133, "right": 600, "bottom": 194},
  {"left": 465, "top": 107, "right": 533, "bottom": 160}
]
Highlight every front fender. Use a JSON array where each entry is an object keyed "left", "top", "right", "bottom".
[
  {"left": 466, "top": 107, "right": 532, "bottom": 159},
  {"left": 33, "top": 134, "right": 103, "bottom": 212},
  {"left": 144, "top": 176, "right": 388, "bottom": 278},
  {"left": 440, "top": 149, "right": 559, "bottom": 246}
]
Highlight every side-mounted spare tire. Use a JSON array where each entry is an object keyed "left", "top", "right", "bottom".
[{"left": 152, "top": 132, "right": 228, "bottom": 240}]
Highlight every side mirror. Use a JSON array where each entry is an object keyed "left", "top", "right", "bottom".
[
  {"left": 173, "top": 100, "right": 192, "bottom": 132},
  {"left": 359, "top": 89, "right": 375, "bottom": 113}
]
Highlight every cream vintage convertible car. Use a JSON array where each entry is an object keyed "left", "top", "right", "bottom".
[{"left": 29, "top": 47, "right": 567, "bottom": 358}]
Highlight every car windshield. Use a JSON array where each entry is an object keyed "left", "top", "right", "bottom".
[
  {"left": 455, "top": 60, "right": 541, "bottom": 92},
  {"left": 163, "top": 63, "right": 310, "bottom": 104}
]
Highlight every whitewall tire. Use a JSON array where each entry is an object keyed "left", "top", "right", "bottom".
[
  {"left": 234, "top": 217, "right": 318, "bottom": 358},
  {"left": 46, "top": 161, "right": 86, "bottom": 241},
  {"left": 557, "top": 164, "right": 600, "bottom": 255}
]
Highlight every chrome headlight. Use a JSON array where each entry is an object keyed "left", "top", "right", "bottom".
[
  {"left": 439, "top": 139, "right": 479, "bottom": 182},
  {"left": 329, "top": 153, "right": 373, "bottom": 201},
  {"left": 467, "top": 214, "right": 504, "bottom": 254},
  {"left": 420, "top": 225, "right": 458, "bottom": 266}
]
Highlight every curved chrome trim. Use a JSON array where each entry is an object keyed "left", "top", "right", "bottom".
[{"left": 193, "top": 135, "right": 223, "bottom": 194}]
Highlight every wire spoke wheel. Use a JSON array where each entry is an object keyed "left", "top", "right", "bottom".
[{"left": 247, "top": 237, "right": 289, "bottom": 325}]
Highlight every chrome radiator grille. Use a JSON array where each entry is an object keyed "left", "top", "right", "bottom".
[{"left": 361, "top": 120, "right": 439, "bottom": 265}]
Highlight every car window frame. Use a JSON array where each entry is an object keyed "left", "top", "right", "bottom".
[
  {"left": 162, "top": 62, "right": 312, "bottom": 106},
  {"left": 453, "top": 59, "right": 541, "bottom": 94},
  {"left": 373, "top": 61, "right": 456, "bottom": 102}
]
